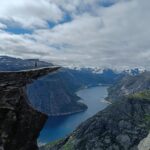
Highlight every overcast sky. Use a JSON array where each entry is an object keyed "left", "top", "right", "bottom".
[{"left": 0, "top": 0, "right": 149, "bottom": 69}]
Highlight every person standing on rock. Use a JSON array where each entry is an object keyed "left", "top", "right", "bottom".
[{"left": 35, "top": 61, "right": 38, "bottom": 68}]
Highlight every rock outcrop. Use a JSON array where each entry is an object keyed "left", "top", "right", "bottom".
[
  {"left": 0, "top": 67, "right": 60, "bottom": 150},
  {"left": 138, "top": 133, "right": 150, "bottom": 150}
]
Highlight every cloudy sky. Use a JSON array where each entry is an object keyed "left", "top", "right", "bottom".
[{"left": 0, "top": 0, "right": 149, "bottom": 69}]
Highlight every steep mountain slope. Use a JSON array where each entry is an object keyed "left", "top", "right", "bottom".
[
  {"left": 27, "top": 76, "right": 87, "bottom": 116},
  {"left": 107, "top": 71, "right": 150, "bottom": 102},
  {"left": 0, "top": 67, "right": 60, "bottom": 150}
]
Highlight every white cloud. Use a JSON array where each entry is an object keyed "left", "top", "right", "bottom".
[
  {"left": 0, "top": 23, "right": 6, "bottom": 29},
  {"left": 0, "top": 0, "right": 63, "bottom": 29},
  {"left": 0, "top": 0, "right": 150, "bottom": 70}
]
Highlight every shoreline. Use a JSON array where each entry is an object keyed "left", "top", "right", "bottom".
[
  {"left": 47, "top": 108, "right": 87, "bottom": 117},
  {"left": 48, "top": 85, "right": 110, "bottom": 117}
]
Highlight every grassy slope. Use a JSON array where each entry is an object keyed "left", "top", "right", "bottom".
[{"left": 129, "top": 90, "right": 150, "bottom": 101}]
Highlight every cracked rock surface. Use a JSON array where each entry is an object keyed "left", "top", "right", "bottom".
[{"left": 0, "top": 67, "right": 60, "bottom": 150}]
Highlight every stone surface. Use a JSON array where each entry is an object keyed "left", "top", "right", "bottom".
[
  {"left": 138, "top": 133, "right": 150, "bottom": 150},
  {"left": 0, "top": 67, "right": 60, "bottom": 150}
]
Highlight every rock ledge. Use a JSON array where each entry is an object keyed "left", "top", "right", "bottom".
[{"left": 0, "top": 67, "right": 60, "bottom": 150}]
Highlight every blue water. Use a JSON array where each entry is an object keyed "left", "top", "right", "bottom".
[{"left": 38, "top": 86, "right": 109, "bottom": 144}]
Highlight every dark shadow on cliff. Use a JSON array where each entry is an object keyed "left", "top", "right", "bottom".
[{"left": 0, "top": 67, "right": 60, "bottom": 150}]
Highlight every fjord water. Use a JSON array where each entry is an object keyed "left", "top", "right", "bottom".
[{"left": 38, "top": 86, "right": 109, "bottom": 144}]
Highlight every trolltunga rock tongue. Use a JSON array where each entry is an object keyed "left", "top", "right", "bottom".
[{"left": 0, "top": 66, "right": 60, "bottom": 150}]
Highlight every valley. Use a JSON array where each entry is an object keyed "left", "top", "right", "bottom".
[{"left": 38, "top": 85, "right": 109, "bottom": 144}]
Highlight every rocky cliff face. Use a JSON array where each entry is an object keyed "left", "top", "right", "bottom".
[
  {"left": 0, "top": 67, "right": 60, "bottom": 150},
  {"left": 138, "top": 133, "right": 150, "bottom": 150}
]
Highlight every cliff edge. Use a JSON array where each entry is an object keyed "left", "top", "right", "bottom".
[{"left": 0, "top": 67, "right": 60, "bottom": 150}]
